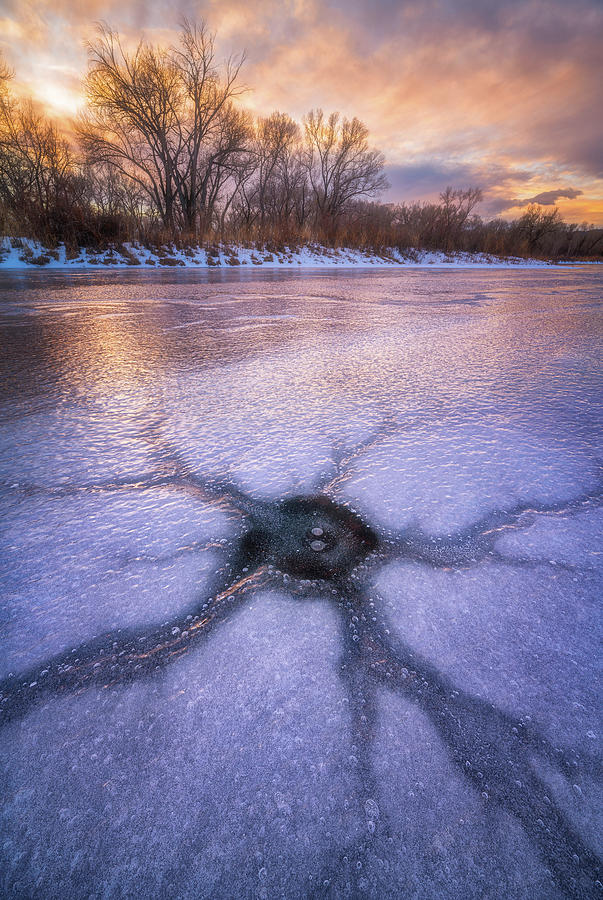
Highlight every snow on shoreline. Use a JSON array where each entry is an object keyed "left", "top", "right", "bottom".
[{"left": 0, "top": 236, "right": 578, "bottom": 270}]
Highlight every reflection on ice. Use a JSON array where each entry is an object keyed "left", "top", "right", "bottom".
[{"left": 1, "top": 268, "right": 601, "bottom": 898}]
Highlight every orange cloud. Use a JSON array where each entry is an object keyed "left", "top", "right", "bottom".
[{"left": 1, "top": 0, "right": 602, "bottom": 222}]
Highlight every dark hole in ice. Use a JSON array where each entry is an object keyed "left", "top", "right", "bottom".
[{"left": 240, "top": 494, "right": 378, "bottom": 580}]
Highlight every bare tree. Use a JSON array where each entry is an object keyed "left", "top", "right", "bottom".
[
  {"left": 78, "top": 20, "right": 248, "bottom": 236},
  {"left": 82, "top": 161, "right": 154, "bottom": 238},
  {"left": 438, "top": 186, "right": 482, "bottom": 251},
  {"left": 193, "top": 102, "right": 251, "bottom": 235},
  {"left": 0, "top": 55, "right": 13, "bottom": 90},
  {"left": 513, "top": 204, "right": 563, "bottom": 253},
  {"left": 0, "top": 91, "right": 78, "bottom": 241},
  {"left": 303, "top": 109, "right": 388, "bottom": 237},
  {"left": 227, "top": 111, "right": 306, "bottom": 238},
  {"left": 254, "top": 112, "right": 300, "bottom": 228}
]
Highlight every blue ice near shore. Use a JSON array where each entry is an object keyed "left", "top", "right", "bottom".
[{"left": 0, "top": 266, "right": 601, "bottom": 899}]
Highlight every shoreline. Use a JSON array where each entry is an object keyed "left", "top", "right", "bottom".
[{"left": 0, "top": 238, "right": 593, "bottom": 271}]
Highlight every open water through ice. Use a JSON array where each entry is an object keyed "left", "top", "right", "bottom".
[{"left": 0, "top": 266, "right": 602, "bottom": 899}]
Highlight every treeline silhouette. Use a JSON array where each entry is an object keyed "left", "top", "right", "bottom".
[{"left": 0, "top": 23, "right": 601, "bottom": 260}]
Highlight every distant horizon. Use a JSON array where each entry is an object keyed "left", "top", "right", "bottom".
[{"left": 1, "top": 0, "right": 602, "bottom": 224}]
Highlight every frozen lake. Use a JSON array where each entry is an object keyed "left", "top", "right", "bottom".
[{"left": 1, "top": 266, "right": 602, "bottom": 899}]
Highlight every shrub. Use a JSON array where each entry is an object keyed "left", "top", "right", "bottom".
[{"left": 157, "top": 256, "right": 184, "bottom": 266}]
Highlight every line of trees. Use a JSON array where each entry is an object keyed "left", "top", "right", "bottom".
[
  {"left": 0, "top": 22, "right": 601, "bottom": 259},
  {"left": 340, "top": 195, "right": 603, "bottom": 259}
]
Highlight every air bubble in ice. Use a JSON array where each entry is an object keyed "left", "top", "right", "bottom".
[{"left": 364, "top": 799, "right": 380, "bottom": 819}]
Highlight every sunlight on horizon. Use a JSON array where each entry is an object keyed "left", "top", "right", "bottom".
[{"left": 30, "top": 81, "right": 83, "bottom": 118}]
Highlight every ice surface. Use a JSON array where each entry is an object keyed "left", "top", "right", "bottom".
[
  {"left": 2, "top": 594, "right": 359, "bottom": 899},
  {"left": 374, "top": 560, "right": 601, "bottom": 745},
  {"left": 1, "top": 267, "right": 601, "bottom": 898},
  {"left": 342, "top": 420, "right": 599, "bottom": 535},
  {"left": 1, "top": 489, "right": 234, "bottom": 675}
]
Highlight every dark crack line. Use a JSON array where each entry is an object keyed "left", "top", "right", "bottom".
[
  {"left": 0, "top": 560, "right": 271, "bottom": 724},
  {"left": 384, "top": 485, "right": 603, "bottom": 571}
]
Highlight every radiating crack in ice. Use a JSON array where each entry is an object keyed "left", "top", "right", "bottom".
[
  {"left": 1, "top": 422, "right": 601, "bottom": 898},
  {"left": 328, "top": 581, "right": 602, "bottom": 898}
]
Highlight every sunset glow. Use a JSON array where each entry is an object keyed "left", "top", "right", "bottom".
[{"left": 1, "top": 0, "right": 602, "bottom": 222}]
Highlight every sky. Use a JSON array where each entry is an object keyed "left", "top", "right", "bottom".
[{"left": 1, "top": 0, "right": 602, "bottom": 223}]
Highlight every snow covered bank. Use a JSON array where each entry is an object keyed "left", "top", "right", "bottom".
[{"left": 0, "top": 237, "right": 559, "bottom": 269}]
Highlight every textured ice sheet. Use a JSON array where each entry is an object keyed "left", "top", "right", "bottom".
[
  {"left": 342, "top": 421, "right": 600, "bottom": 535},
  {"left": 0, "top": 487, "right": 235, "bottom": 675},
  {"left": 495, "top": 507, "right": 603, "bottom": 568},
  {"left": 374, "top": 560, "right": 601, "bottom": 746},
  {"left": 1, "top": 268, "right": 601, "bottom": 899}
]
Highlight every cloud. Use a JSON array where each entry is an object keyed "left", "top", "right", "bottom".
[
  {"left": 514, "top": 188, "right": 584, "bottom": 207},
  {"left": 489, "top": 188, "right": 585, "bottom": 215},
  {"left": 384, "top": 160, "right": 535, "bottom": 203},
  {"left": 1, "top": 0, "right": 602, "bottom": 221}
]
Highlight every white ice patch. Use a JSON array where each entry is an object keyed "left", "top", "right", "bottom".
[
  {"left": 367, "top": 690, "right": 561, "bottom": 899},
  {"left": 342, "top": 422, "right": 599, "bottom": 536},
  {"left": 161, "top": 346, "right": 394, "bottom": 500},
  {"left": 0, "top": 490, "right": 236, "bottom": 675},
  {"left": 373, "top": 560, "right": 601, "bottom": 747},
  {"left": 0, "top": 407, "right": 155, "bottom": 486},
  {"left": 494, "top": 507, "right": 603, "bottom": 568}
]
